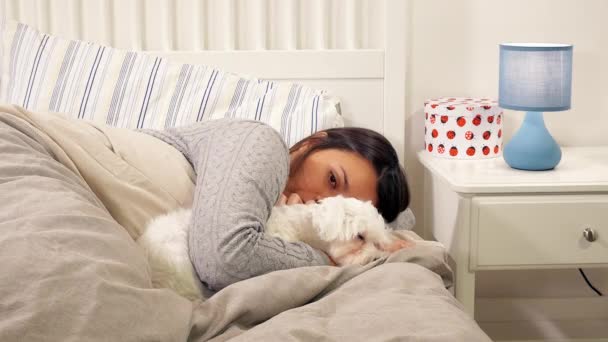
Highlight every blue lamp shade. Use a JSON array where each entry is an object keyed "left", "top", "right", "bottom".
[{"left": 499, "top": 44, "right": 573, "bottom": 111}]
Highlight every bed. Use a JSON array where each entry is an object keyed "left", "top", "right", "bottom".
[{"left": 0, "top": 1, "right": 491, "bottom": 341}]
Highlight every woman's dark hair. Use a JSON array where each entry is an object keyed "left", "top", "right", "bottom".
[{"left": 289, "top": 127, "right": 410, "bottom": 222}]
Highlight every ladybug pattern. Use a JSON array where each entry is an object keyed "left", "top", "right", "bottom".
[
  {"left": 457, "top": 116, "right": 466, "bottom": 127},
  {"left": 449, "top": 146, "right": 458, "bottom": 156},
  {"left": 424, "top": 97, "right": 502, "bottom": 159},
  {"left": 472, "top": 115, "right": 482, "bottom": 126},
  {"left": 482, "top": 146, "right": 490, "bottom": 155}
]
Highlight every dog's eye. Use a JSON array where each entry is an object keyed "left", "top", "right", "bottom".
[{"left": 357, "top": 234, "right": 365, "bottom": 241}]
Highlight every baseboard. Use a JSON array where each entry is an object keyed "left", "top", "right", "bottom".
[
  {"left": 494, "top": 339, "right": 608, "bottom": 342},
  {"left": 475, "top": 297, "right": 608, "bottom": 341},
  {"left": 479, "top": 320, "right": 608, "bottom": 341},
  {"left": 476, "top": 297, "right": 608, "bottom": 321}
]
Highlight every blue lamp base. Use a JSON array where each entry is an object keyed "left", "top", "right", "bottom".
[{"left": 503, "top": 111, "right": 562, "bottom": 171}]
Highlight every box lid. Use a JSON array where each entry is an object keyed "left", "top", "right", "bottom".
[{"left": 424, "top": 97, "right": 502, "bottom": 117}]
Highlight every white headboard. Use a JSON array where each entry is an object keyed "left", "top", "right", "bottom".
[{"left": 3, "top": 0, "right": 407, "bottom": 160}]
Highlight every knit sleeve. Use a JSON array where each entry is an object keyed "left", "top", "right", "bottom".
[{"left": 144, "top": 119, "right": 330, "bottom": 290}]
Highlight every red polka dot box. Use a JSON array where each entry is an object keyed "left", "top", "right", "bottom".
[{"left": 424, "top": 97, "right": 503, "bottom": 159}]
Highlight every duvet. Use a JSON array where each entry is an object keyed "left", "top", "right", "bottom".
[{"left": 0, "top": 105, "right": 491, "bottom": 341}]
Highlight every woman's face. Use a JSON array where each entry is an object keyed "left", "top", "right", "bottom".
[{"left": 284, "top": 148, "right": 378, "bottom": 205}]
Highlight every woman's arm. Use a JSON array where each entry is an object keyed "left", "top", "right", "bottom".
[{"left": 145, "top": 119, "right": 330, "bottom": 290}]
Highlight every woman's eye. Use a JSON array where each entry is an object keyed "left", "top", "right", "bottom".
[{"left": 329, "top": 172, "right": 337, "bottom": 189}]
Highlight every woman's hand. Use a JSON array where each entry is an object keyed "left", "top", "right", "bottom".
[
  {"left": 324, "top": 252, "right": 337, "bottom": 266},
  {"left": 275, "top": 193, "right": 306, "bottom": 206}
]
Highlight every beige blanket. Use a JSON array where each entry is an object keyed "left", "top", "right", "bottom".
[{"left": 0, "top": 105, "right": 491, "bottom": 341}]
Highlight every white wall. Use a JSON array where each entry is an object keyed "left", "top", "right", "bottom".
[{"left": 405, "top": 0, "right": 608, "bottom": 340}]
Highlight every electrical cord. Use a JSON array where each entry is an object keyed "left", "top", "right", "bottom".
[{"left": 579, "top": 268, "right": 603, "bottom": 296}]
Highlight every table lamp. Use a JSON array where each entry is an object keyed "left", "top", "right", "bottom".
[{"left": 498, "top": 43, "right": 573, "bottom": 170}]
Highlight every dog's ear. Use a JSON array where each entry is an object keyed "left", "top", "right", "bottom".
[{"left": 312, "top": 198, "right": 345, "bottom": 241}]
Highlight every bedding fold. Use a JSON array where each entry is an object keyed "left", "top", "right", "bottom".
[
  {"left": 0, "top": 104, "right": 195, "bottom": 240},
  {"left": 0, "top": 104, "right": 491, "bottom": 341},
  {"left": 0, "top": 105, "right": 193, "bottom": 341}
]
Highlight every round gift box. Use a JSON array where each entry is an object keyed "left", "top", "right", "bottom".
[{"left": 424, "top": 97, "right": 503, "bottom": 159}]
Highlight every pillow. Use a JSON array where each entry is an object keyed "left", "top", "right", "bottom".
[
  {"left": 0, "top": 20, "right": 416, "bottom": 228},
  {"left": 0, "top": 20, "right": 343, "bottom": 146},
  {"left": 388, "top": 208, "right": 416, "bottom": 230}
]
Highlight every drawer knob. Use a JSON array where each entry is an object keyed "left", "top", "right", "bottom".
[{"left": 583, "top": 228, "right": 598, "bottom": 242}]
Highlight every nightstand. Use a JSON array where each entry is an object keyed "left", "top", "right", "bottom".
[{"left": 418, "top": 146, "right": 608, "bottom": 316}]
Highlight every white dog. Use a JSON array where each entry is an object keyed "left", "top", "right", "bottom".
[{"left": 137, "top": 196, "right": 411, "bottom": 300}]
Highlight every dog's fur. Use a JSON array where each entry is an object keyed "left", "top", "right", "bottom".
[
  {"left": 266, "top": 196, "right": 410, "bottom": 265},
  {"left": 137, "top": 196, "right": 410, "bottom": 300}
]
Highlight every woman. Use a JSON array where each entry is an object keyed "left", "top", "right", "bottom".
[{"left": 144, "top": 119, "right": 410, "bottom": 291}]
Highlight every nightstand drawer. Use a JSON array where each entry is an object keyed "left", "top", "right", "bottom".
[{"left": 471, "top": 195, "right": 608, "bottom": 269}]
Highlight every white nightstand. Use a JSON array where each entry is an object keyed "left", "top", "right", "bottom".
[{"left": 418, "top": 146, "right": 608, "bottom": 317}]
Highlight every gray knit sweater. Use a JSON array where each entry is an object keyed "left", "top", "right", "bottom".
[{"left": 143, "top": 119, "right": 329, "bottom": 291}]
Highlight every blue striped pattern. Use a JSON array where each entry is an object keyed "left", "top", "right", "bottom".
[{"left": 0, "top": 21, "right": 343, "bottom": 145}]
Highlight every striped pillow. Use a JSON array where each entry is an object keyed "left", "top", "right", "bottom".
[{"left": 0, "top": 20, "right": 343, "bottom": 146}]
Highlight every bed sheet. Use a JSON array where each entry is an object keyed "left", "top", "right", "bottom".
[{"left": 0, "top": 105, "right": 491, "bottom": 341}]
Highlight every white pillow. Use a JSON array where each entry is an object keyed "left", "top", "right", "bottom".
[
  {"left": 0, "top": 20, "right": 343, "bottom": 145},
  {"left": 388, "top": 208, "right": 416, "bottom": 231}
]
